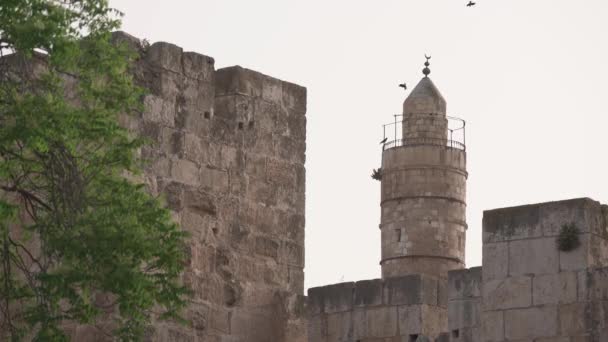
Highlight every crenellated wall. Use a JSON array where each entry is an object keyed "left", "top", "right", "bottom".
[{"left": 72, "top": 32, "right": 308, "bottom": 342}]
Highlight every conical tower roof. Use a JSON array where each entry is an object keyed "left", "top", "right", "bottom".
[{"left": 402, "top": 77, "right": 446, "bottom": 115}]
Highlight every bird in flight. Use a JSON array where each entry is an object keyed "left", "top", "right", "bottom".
[
  {"left": 398, "top": 82, "right": 407, "bottom": 90},
  {"left": 467, "top": 1, "right": 476, "bottom": 7},
  {"left": 380, "top": 137, "right": 388, "bottom": 145}
]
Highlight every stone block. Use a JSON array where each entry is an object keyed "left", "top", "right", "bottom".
[
  {"left": 448, "top": 299, "right": 480, "bottom": 330},
  {"left": 397, "top": 305, "right": 422, "bottom": 335},
  {"left": 254, "top": 235, "right": 279, "bottom": 259},
  {"left": 288, "top": 266, "right": 305, "bottom": 295},
  {"left": 587, "top": 267, "right": 608, "bottom": 300},
  {"left": 438, "top": 278, "right": 448, "bottom": 308},
  {"left": 182, "top": 51, "right": 214, "bottom": 82},
  {"left": 181, "top": 133, "right": 204, "bottom": 163},
  {"left": 262, "top": 75, "right": 283, "bottom": 103},
  {"left": 200, "top": 166, "right": 229, "bottom": 192},
  {"left": 287, "top": 113, "right": 307, "bottom": 141},
  {"left": 308, "top": 282, "right": 355, "bottom": 314},
  {"left": 532, "top": 272, "right": 577, "bottom": 305},
  {"left": 483, "top": 276, "right": 531, "bottom": 310},
  {"left": 535, "top": 337, "right": 570, "bottom": 342},
  {"left": 559, "top": 302, "right": 590, "bottom": 336},
  {"left": 282, "top": 81, "right": 307, "bottom": 114},
  {"left": 307, "top": 315, "right": 327, "bottom": 341},
  {"left": 209, "top": 306, "right": 231, "bottom": 334},
  {"left": 170, "top": 158, "right": 200, "bottom": 185},
  {"left": 482, "top": 242, "right": 508, "bottom": 281},
  {"left": 483, "top": 203, "right": 542, "bottom": 243},
  {"left": 110, "top": 31, "right": 142, "bottom": 53},
  {"left": 481, "top": 311, "right": 504, "bottom": 342},
  {"left": 353, "top": 279, "right": 383, "bottom": 307},
  {"left": 434, "top": 332, "right": 449, "bottom": 342},
  {"left": 278, "top": 136, "right": 306, "bottom": 164},
  {"left": 266, "top": 158, "right": 296, "bottom": 187},
  {"left": 504, "top": 306, "right": 558, "bottom": 340},
  {"left": 421, "top": 305, "right": 447, "bottom": 337},
  {"left": 365, "top": 307, "right": 399, "bottom": 338},
  {"left": 157, "top": 180, "right": 185, "bottom": 211},
  {"left": 280, "top": 240, "right": 304, "bottom": 267},
  {"left": 326, "top": 312, "right": 352, "bottom": 341},
  {"left": 146, "top": 42, "right": 183, "bottom": 73},
  {"left": 448, "top": 267, "right": 482, "bottom": 300},
  {"left": 384, "top": 275, "right": 425, "bottom": 306},
  {"left": 589, "top": 233, "right": 608, "bottom": 268},
  {"left": 143, "top": 95, "right": 175, "bottom": 127},
  {"left": 559, "top": 233, "right": 590, "bottom": 272},
  {"left": 509, "top": 238, "right": 559, "bottom": 276},
  {"left": 539, "top": 198, "right": 598, "bottom": 236},
  {"left": 215, "top": 66, "right": 263, "bottom": 97},
  {"left": 183, "top": 187, "right": 216, "bottom": 216},
  {"left": 175, "top": 107, "right": 212, "bottom": 138},
  {"left": 181, "top": 77, "right": 214, "bottom": 111}
]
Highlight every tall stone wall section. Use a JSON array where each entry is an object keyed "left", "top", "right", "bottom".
[
  {"left": 447, "top": 267, "right": 481, "bottom": 342},
  {"left": 307, "top": 275, "right": 447, "bottom": 341},
  {"left": 71, "top": 32, "right": 307, "bottom": 342},
  {"left": 478, "top": 198, "right": 608, "bottom": 342}
]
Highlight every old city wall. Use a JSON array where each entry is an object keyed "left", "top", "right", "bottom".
[
  {"left": 447, "top": 267, "right": 481, "bottom": 342},
  {"left": 71, "top": 32, "right": 308, "bottom": 341},
  {"left": 307, "top": 275, "right": 447, "bottom": 341},
  {"left": 447, "top": 197, "right": 608, "bottom": 342}
]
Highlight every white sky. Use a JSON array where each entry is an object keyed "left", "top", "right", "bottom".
[{"left": 109, "top": 0, "right": 608, "bottom": 291}]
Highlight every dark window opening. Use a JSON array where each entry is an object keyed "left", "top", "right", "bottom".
[
  {"left": 238, "top": 122, "right": 244, "bottom": 130},
  {"left": 452, "top": 329, "right": 460, "bottom": 338},
  {"left": 396, "top": 229, "right": 402, "bottom": 242},
  {"left": 248, "top": 121, "right": 255, "bottom": 129},
  {"left": 409, "top": 334, "right": 419, "bottom": 342},
  {"left": 204, "top": 111, "right": 211, "bottom": 119}
]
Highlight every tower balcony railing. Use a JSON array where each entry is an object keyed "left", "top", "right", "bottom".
[{"left": 382, "top": 114, "right": 466, "bottom": 151}]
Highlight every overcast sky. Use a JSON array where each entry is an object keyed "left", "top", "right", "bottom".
[{"left": 109, "top": 0, "right": 608, "bottom": 291}]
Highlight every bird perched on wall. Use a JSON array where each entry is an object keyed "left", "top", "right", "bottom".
[
  {"left": 398, "top": 83, "right": 407, "bottom": 90},
  {"left": 380, "top": 137, "right": 388, "bottom": 144},
  {"left": 467, "top": 1, "right": 476, "bottom": 7}
]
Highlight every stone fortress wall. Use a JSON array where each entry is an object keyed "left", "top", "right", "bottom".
[
  {"left": 476, "top": 198, "right": 608, "bottom": 342},
  {"left": 7, "top": 31, "right": 608, "bottom": 342},
  {"left": 309, "top": 198, "right": 608, "bottom": 342},
  {"left": 83, "top": 32, "right": 307, "bottom": 342},
  {"left": 308, "top": 275, "right": 447, "bottom": 341}
]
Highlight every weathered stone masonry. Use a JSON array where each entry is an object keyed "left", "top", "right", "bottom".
[
  {"left": 85, "top": 32, "right": 307, "bottom": 342},
  {"left": 8, "top": 32, "right": 608, "bottom": 342},
  {"left": 307, "top": 60, "right": 608, "bottom": 342}
]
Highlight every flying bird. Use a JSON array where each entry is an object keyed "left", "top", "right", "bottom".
[
  {"left": 398, "top": 83, "right": 407, "bottom": 90},
  {"left": 467, "top": 1, "right": 476, "bottom": 7},
  {"left": 380, "top": 137, "right": 388, "bottom": 144}
]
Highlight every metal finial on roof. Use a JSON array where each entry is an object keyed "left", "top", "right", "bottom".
[{"left": 423, "top": 54, "right": 431, "bottom": 77}]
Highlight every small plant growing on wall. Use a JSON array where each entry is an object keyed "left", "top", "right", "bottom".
[
  {"left": 371, "top": 168, "right": 382, "bottom": 181},
  {"left": 557, "top": 223, "right": 580, "bottom": 252}
]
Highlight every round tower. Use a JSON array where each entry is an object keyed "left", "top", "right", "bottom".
[{"left": 380, "top": 58, "right": 467, "bottom": 279}]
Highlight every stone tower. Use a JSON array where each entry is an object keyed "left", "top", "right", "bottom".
[{"left": 380, "top": 58, "right": 467, "bottom": 279}]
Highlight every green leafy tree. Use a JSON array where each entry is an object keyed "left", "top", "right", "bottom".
[{"left": 0, "top": 1, "right": 187, "bottom": 340}]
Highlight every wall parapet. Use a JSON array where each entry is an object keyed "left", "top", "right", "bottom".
[{"left": 308, "top": 275, "right": 445, "bottom": 316}]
